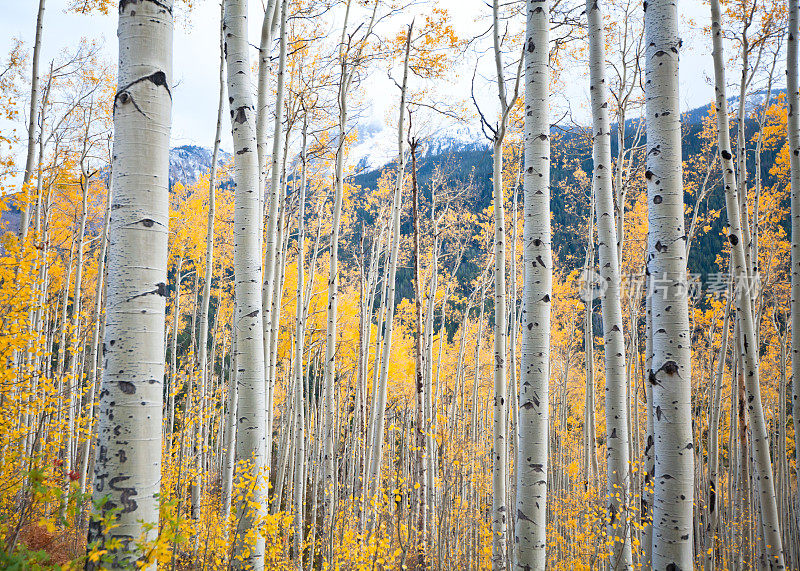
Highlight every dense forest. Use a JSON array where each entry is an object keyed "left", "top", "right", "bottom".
[{"left": 0, "top": 0, "right": 798, "bottom": 569}]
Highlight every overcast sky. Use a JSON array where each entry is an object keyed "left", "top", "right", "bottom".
[{"left": 1, "top": 1, "right": 721, "bottom": 158}]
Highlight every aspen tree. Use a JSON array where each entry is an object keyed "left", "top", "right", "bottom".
[
  {"left": 78, "top": 182, "right": 111, "bottom": 498},
  {"left": 516, "top": 0, "right": 551, "bottom": 567},
  {"left": 709, "top": 1, "right": 785, "bottom": 564},
  {"left": 585, "top": 1, "right": 632, "bottom": 566},
  {"left": 224, "top": 0, "right": 268, "bottom": 566},
  {"left": 409, "top": 132, "right": 428, "bottom": 564},
  {"left": 788, "top": 0, "right": 800, "bottom": 514},
  {"left": 293, "top": 111, "right": 309, "bottom": 563},
  {"left": 487, "top": 1, "right": 523, "bottom": 565},
  {"left": 365, "top": 17, "right": 410, "bottom": 518},
  {"left": 87, "top": 0, "right": 172, "bottom": 567},
  {"left": 262, "top": 0, "right": 288, "bottom": 482},
  {"left": 704, "top": 275, "right": 732, "bottom": 571},
  {"left": 193, "top": 0, "right": 225, "bottom": 522},
  {"left": 323, "top": 0, "right": 379, "bottom": 545},
  {"left": 19, "top": 0, "right": 46, "bottom": 241},
  {"left": 644, "top": 1, "right": 693, "bottom": 567}
]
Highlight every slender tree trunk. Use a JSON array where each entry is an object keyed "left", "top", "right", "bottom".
[
  {"left": 365, "top": 21, "right": 411, "bottom": 518},
  {"left": 644, "top": 1, "right": 694, "bottom": 566},
  {"left": 224, "top": 0, "right": 268, "bottom": 566},
  {"left": 293, "top": 114, "right": 309, "bottom": 564},
  {"left": 788, "top": 0, "right": 800, "bottom": 521},
  {"left": 703, "top": 276, "right": 731, "bottom": 571},
  {"left": 409, "top": 137, "right": 428, "bottom": 567},
  {"left": 710, "top": 3, "right": 785, "bottom": 564},
  {"left": 491, "top": 134, "right": 509, "bottom": 571},
  {"left": 222, "top": 323, "right": 238, "bottom": 524},
  {"left": 78, "top": 183, "right": 111, "bottom": 499},
  {"left": 261, "top": 0, "right": 288, "bottom": 485},
  {"left": 87, "top": 1, "right": 172, "bottom": 567},
  {"left": 516, "top": 0, "right": 551, "bottom": 567},
  {"left": 585, "top": 1, "right": 632, "bottom": 565},
  {"left": 192, "top": 1, "right": 225, "bottom": 524},
  {"left": 19, "top": 0, "right": 46, "bottom": 241}
]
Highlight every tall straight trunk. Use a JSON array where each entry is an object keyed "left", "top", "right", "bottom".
[
  {"left": 710, "top": 2, "right": 785, "bottom": 564},
  {"left": 224, "top": 0, "right": 268, "bottom": 567},
  {"left": 222, "top": 323, "right": 238, "bottom": 524},
  {"left": 193, "top": 2, "right": 226, "bottom": 522},
  {"left": 168, "top": 255, "right": 183, "bottom": 449},
  {"left": 409, "top": 137, "right": 428, "bottom": 564},
  {"left": 19, "top": 0, "right": 46, "bottom": 241},
  {"left": 365, "top": 20, "right": 411, "bottom": 517},
  {"left": 262, "top": 0, "right": 288, "bottom": 482},
  {"left": 87, "top": 0, "right": 172, "bottom": 567},
  {"left": 584, "top": 203, "right": 599, "bottom": 492},
  {"left": 491, "top": 137, "right": 509, "bottom": 571},
  {"left": 256, "top": 0, "right": 279, "bottom": 190},
  {"left": 644, "top": 1, "right": 694, "bottom": 567},
  {"left": 293, "top": 114, "right": 309, "bottom": 562},
  {"left": 489, "top": 0, "right": 518, "bottom": 564},
  {"left": 78, "top": 183, "right": 111, "bottom": 498},
  {"left": 516, "top": 0, "right": 551, "bottom": 567},
  {"left": 585, "top": 1, "right": 632, "bottom": 566},
  {"left": 788, "top": 0, "right": 800, "bottom": 518},
  {"left": 323, "top": 25, "right": 348, "bottom": 544},
  {"left": 66, "top": 153, "right": 90, "bottom": 477},
  {"left": 704, "top": 276, "right": 732, "bottom": 571}
]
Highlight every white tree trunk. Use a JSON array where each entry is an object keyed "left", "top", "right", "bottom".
[
  {"left": 709, "top": 2, "right": 785, "bottom": 564},
  {"left": 585, "top": 1, "right": 632, "bottom": 566},
  {"left": 364, "top": 24, "right": 411, "bottom": 515},
  {"left": 78, "top": 183, "right": 111, "bottom": 498},
  {"left": 644, "top": 1, "right": 694, "bottom": 567},
  {"left": 261, "top": 0, "right": 288, "bottom": 482},
  {"left": 515, "top": 0, "right": 551, "bottom": 567},
  {"left": 87, "top": 1, "right": 172, "bottom": 567},
  {"left": 491, "top": 136, "right": 509, "bottom": 571},
  {"left": 19, "top": 0, "right": 46, "bottom": 241},
  {"left": 704, "top": 275, "right": 732, "bottom": 571},
  {"left": 224, "top": 0, "right": 268, "bottom": 567},
  {"left": 788, "top": 0, "right": 800, "bottom": 520},
  {"left": 293, "top": 114, "right": 309, "bottom": 562},
  {"left": 192, "top": 2, "right": 225, "bottom": 522}
]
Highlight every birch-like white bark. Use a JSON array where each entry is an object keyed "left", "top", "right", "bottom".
[
  {"left": 516, "top": 0, "right": 551, "bottom": 567},
  {"left": 87, "top": 1, "right": 172, "bottom": 567},
  {"left": 365, "top": 22, "right": 411, "bottom": 515},
  {"left": 644, "top": 1, "right": 694, "bottom": 566},
  {"left": 19, "top": 0, "right": 46, "bottom": 241},
  {"left": 709, "top": 2, "right": 785, "bottom": 564},
  {"left": 78, "top": 183, "right": 111, "bottom": 498},
  {"left": 293, "top": 114, "right": 309, "bottom": 562},
  {"left": 261, "top": 0, "right": 288, "bottom": 483},
  {"left": 703, "top": 275, "right": 731, "bottom": 571},
  {"left": 224, "top": 0, "right": 268, "bottom": 566},
  {"left": 585, "top": 1, "right": 632, "bottom": 566},
  {"left": 788, "top": 0, "right": 800, "bottom": 519},
  {"left": 191, "top": 7, "right": 225, "bottom": 523}
]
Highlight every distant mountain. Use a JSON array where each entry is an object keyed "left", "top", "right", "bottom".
[{"left": 169, "top": 145, "right": 231, "bottom": 187}]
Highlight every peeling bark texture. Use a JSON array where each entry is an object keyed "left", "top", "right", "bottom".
[
  {"left": 87, "top": 0, "right": 172, "bottom": 568},
  {"left": 585, "top": 1, "right": 632, "bottom": 567},
  {"left": 709, "top": 1, "right": 785, "bottom": 565},
  {"left": 515, "top": 0, "right": 551, "bottom": 567},
  {"left": 644, "top": 1, "right": 694, "bottom": 567},
  {"left": 224, "top": 0, "right": 268, "bottom": 567},
  {"left": 788, "top": 0, "right": 800, "bottom": 519}
]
